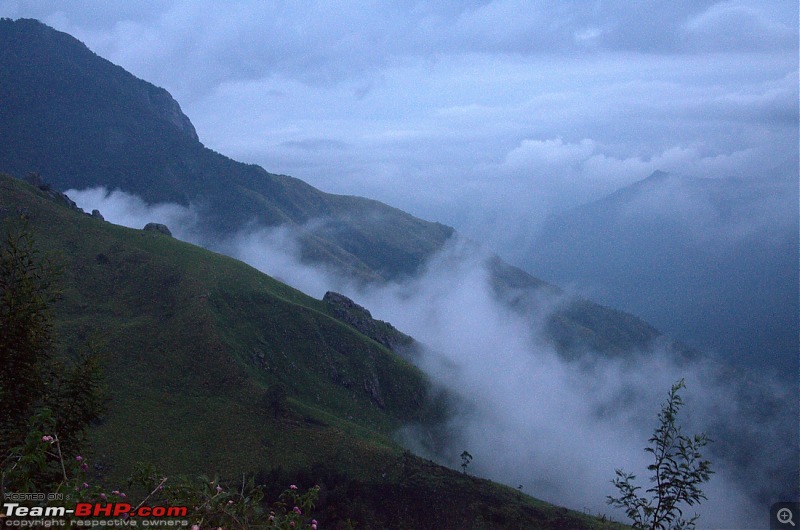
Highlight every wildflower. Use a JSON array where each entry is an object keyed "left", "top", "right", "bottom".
[
  {"left": 82, "top": 482, "right": 89, "bottom": 489},
  {"left": 311, "top": 524, "right": 317, "bottom": 530},
  {"left": 289, "top": 484, "right": 297, "bottom": 490},
  {"left": 120, "top": 493, "right": 127, "bottom": 498},
  {"left": 191, "top": 526, "right": 200, "bottom": 530},
  {"left": 75, "top": 455, "right": 83, "bottom": 461},
  {"left": 215, "top": 485, "right": 223, "bottom": 493},
  {"left": 41, "top": 435, "right": 54, "bottom": 442},
  {"left": 100, "top": 493, "right": 107, "bottom": 501},
  {"left": 293, "top": 506, "right": 302, "bottom": 515},
  {"left": 111, "top": 490, "right": 119, "bottom": 496},
  {"left": 81, "top": 462, "right": 88, "bottom": 471},
  {"left": 227, "top": 500, "right": 233, "bottom": 505}
]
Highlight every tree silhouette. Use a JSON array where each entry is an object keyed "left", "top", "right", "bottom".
[
  {"left": 460, "top": 450, "right": 472, "bottom": 474},
  {"left": 608, "top": 379, "right": 713, "bottom": 529}
]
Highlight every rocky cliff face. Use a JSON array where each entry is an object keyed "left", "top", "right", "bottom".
[
  {"left": 323, "top": 291, "right": 414, "bottom": 353},
  {"left": 146, "top": 85, "right": 199, "bottom": 142}
]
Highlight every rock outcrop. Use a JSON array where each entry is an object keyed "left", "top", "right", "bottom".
[
  {"left": 323, "top": 291, "right": 414, "bottom": 352},
  {"left": 143, "top": 222, "right": 172, "bottom": 236}
]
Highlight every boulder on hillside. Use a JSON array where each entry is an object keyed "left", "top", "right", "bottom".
[{"left": 143, "top": 222, "right": 172, "bottom": 236}]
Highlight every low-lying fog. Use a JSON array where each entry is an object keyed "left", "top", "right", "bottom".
[{"left": 68, "top": 186, "right": 799, "bottom": 528}]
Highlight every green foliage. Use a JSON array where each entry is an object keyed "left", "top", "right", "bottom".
[
  {"left": 42, "top": 347, "right": 106, "bottom": 456},
  {"left": 0, "top": 219, "right": 105, "bottom": 500},
  {"left": 0, "top": 219, "right": 104, "bottom": 460},
  {"left": 0, "top": 219, "right": 60, "bottom": 453},
  {"left": 130, "top": 463, "right": 321, "bottom": 529},
  {"left": 608, "top": 379, "right": 713, "bottom": 530},
  {"left": 1, "top": 408, "right": 114, "bottom": 504},
  {"left": 3, "top": 419, "right": 322, "bottom": 529}
]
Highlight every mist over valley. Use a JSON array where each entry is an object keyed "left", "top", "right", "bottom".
[{"left": 1, "top": 4, "right": 797, "bottom": 528}]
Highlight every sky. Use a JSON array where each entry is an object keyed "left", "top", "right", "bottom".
[{"left": 1, "top": 0, "right": 797, "bottom": 259}]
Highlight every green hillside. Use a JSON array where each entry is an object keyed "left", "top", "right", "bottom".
[{"left": 1, "top": 174, "right": 622, "bottom": 528}]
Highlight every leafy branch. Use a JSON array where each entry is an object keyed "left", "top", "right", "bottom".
[{"left": 608, "top": 379, "right": 713, "bottom": 530}]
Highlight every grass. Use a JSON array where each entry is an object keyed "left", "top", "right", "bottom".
[{"left": 1, "top": 173, "right": 627, "bottom": 528}]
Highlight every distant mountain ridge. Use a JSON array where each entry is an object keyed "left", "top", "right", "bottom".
[
  {"left": 0, "top": 17, "right": 453, "bottom": 281},
  {"left": 526, "top": 169, "right": 799, "bottom": 372},
  {"left": 0, "top": 17, "right": 668, "bottom": 359}
]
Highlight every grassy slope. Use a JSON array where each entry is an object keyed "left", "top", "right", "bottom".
[
  {"left": 3, "top": 174, "right": 428, "bottom": 472},
  {"left": 2, "top": 175, "right": 623, "bottom": 529}
]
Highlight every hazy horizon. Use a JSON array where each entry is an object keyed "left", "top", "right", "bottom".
[{"left": 1, "top": 1, "right": 796, "bottom": 259}]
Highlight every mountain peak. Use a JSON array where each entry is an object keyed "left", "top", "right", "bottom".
[
  {"left": 643, "top": 169, "right": 670, "bottom": 182},
  {"left": 0, "top": 17, "right": 199, "bottom": 152}
]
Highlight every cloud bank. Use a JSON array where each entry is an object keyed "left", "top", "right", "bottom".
[
  {"left": 8, "top": 1, "right": 796, "bottom": 260},
  {"left": 67, "top": 187, "right": 798, "bottom": 528}
]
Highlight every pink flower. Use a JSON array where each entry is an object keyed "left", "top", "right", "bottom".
[
  {"left": 311, "top": 525, "right": 317, "bottom": 530},
  {"left": 81, "top": 463, "right": 88, "bottom": 471},
  {"left": 293, "top": 506, "right": 302, "bottom": 515},
  {"left": 191, "top": 526, "right": 200, "bottom": 530},
  {"left": 289, "top": 484, "right": 298, "bottom": 490},
  {"left": 111, "top": 490, "right": 119, "bottom": 495},
  {"left": 41, "top": 435, "right": 54, "bottom": 442},
  {"left": 100, "top": 493, "right": 107, "bottom": 501},
  {"left": 215, "top": 485, "right": 223, "bottom": 493},
  {"left": 120, "top": 493, "right": 127, "bottom": 498},
  {"left": 75, "top": 455, "right": 83, "bottom": 461},
  {"left": 82, "top": 482, "right": 89, "bottom": 489}
]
